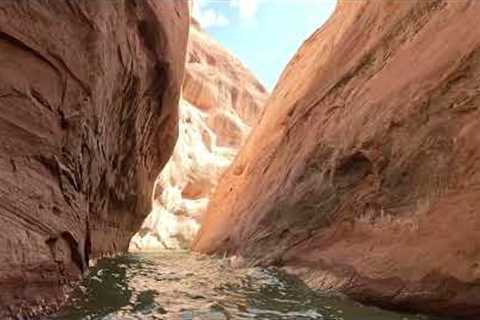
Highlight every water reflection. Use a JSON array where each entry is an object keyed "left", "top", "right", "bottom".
[{"left": 50, "top": 251, "right": 444, "bottom": 320}]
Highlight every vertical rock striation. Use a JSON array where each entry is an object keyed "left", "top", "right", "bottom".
[
  {"left": 0, "top": 1, "right": 189, "bottom": 317},
  {"left": 194, "top": 1, "right": 480, "bottom": 317},
  {"left": 130, "top": 20, "right": 267, "bottom": 251}
]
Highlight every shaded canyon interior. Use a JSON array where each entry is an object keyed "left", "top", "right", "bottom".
[{"left": 1, "top": 0, "right": 480, "bottom": 319}]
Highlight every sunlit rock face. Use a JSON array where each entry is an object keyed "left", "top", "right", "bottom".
[
  {"left": 194, "top": 1, "right": 480, "bottom": 318},
  {"left": 130, "top": 99, "right": 238, "bottom": 250},
  {"left": 129, "top": 20, "right": 267, "bottom": 251},
  {"left": 184, "top": 19, "right": 268, "bottom": 128}
]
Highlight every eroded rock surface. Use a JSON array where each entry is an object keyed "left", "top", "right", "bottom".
[
  {"left": 0, "top": 1, "right": 189, "bottom": 317},
  {"left": 184, "top": 20, "right": 267, "bottom": 128},
  {"left": 130, "top": 21, "right": 267, "bottom": 251},
  {"left": 194, "top": 1, "right": 480, "bottom": 318}
]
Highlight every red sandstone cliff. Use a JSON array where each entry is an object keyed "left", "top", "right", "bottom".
[
  {"left": 0, "top": 1, "right": 189, "bottom": 318},
  {"left": 194, "top": 1, "right": 480, "bottom": 318}
]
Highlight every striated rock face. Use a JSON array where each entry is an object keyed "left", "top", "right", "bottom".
[
  {"left": 129, "top": 21, "right": 267, "bottom": 251},
  {"left": 194, "top": 1, "right": 480, "bottom": 318},
  {"left": 0, "top": 1, "right": 189, "bottom": 317}
]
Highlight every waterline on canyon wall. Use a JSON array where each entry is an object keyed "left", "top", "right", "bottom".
[{"left": 48, "top": 251, "right": 444, "bottom": 320}]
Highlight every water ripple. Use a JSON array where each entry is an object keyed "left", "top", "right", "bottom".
[{"left": 49, "top": 251, "right": 443, "bottom": 320}]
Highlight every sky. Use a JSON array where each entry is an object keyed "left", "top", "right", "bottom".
[{"left": 192, "top": 0, "right": 337, "bottom": 90}]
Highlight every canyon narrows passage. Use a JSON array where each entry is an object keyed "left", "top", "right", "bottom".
[
  {"left": 129, "top": 19, "right": 268, "bottom": 251},
  {"left": 1, "top": 0, "right": 479, "bottom": 319}
]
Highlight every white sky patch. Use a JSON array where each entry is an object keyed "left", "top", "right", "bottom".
[
  {"left": 193, "top": 0, "right": 335, "bottom": 29},
  {"left": 230, "top": 0, "right": 260, "bottom": 20},
  {"left": 229, "top": 0, "right": 331, "bottom": 22},
  {"left": 192, "top": 0, "right": 230, "bottom": 28}
]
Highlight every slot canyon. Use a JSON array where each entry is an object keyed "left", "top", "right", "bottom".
[
  {"left": 0, "top": 1, "right": 479, "bottom": 319},
  {"left": 129, "top": 18, "right": 268, "bottom": 252}
]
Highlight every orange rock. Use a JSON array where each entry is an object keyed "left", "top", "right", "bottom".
[{"left": 194, "top": 1, "right": 480, "bottom": 317}]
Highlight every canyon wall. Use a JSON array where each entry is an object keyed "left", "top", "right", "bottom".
[
  {"left": 130, "top": 20, "right": 267, "bottom": 251},
  {"left": 194, "top": 1, "right": 480, "bottom": 318},
  {"left": 0, "top": 1, "right": 189, "bottom": 318}
]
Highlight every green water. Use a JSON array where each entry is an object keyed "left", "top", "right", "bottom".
[{"left": 49, "top": 251, "right": 445, "bottom": 320}]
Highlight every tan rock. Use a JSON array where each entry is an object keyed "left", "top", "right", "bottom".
[
  {"left": 0, "top": 1, "right": 189, "bottom": 317},
  {"left": 193, "top": 1, "right": 480, "bottom": 317},
  {"left": 184, "top": 20, "right": 268, "bottom": 127}
]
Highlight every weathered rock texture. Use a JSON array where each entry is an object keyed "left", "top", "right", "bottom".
[
  {"left": 0, "top": 1, "right": 189, "bottom": 318},
  {"left": 184, "top": 20, "right": 267, "bottom": 129},
  {"left": 130, "top": 21, "right": 267, "bottom": 251},
  {"left": 194, "top": 1, "right": 480, "bottom": 318}
]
